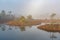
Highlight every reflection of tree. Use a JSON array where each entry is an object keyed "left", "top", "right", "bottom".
[
  {"left": 2, "top": 27, "right": 5, "bottom": 31},
  {"left": 19, "top": 26, "right": 25, "bottom": 31},
  {"left": 19, "top": 25, "right": 33, "bottom": 31},
  {"left": 1, "top": 25, "right": 6, "bottom": 31},
  {"left": 8, "top": 27, "right": 12, "bottom": 30}
]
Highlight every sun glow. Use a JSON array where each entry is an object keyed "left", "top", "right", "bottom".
[{"left": 26, "top": 0, "right": 45, "bottom": 19}]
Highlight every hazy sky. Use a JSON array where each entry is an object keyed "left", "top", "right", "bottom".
[{"left": 0, "top": 0, "right": 60, "bottom": 19}]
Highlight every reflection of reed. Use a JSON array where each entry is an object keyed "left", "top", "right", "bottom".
[{"left": 50, "top": 33, "right": 57, "bottom": 40}]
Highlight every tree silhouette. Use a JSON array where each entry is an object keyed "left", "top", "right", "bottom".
[
  {"left": 1, "top": 10, "right": 6, "bottom": 16},
  {"left": 50, "top": 13, "right": 56, "bottom": 19},
  {"left": 27, "top": 15, "right": 32, "bottom": 20},
  {"left": 50, "top": 13, "right": 56, "bottom": 24}
]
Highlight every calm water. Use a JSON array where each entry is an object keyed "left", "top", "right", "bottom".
[{"left": 0, "top": 24, "right": 60, "bottom": 40}]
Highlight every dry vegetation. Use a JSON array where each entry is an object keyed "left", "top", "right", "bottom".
[
  {"left": 7, "top": 20, "right": 41, "bottom": 26},
  {"left": 37, "top": 24, "right": 60, "bottom": 32}
]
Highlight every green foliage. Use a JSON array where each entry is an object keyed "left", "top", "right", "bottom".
[{"left": 19, "top": 16, "right": 26, "bottom": 23}]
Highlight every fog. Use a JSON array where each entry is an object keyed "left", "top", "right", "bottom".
[{"left": 0, "top": 0, "right": 60, "bottom": 19}]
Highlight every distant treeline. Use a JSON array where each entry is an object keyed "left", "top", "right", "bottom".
[{"left": 0, "top": 10, "right": 15, "bottom": 23}]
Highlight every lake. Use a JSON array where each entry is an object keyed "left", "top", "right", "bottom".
[{"left": 0, "top": 24, "right": 60, "bottom": 40}]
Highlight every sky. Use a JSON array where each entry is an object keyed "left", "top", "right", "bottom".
[{"left": 0, "top": 0, "right": 60, "bottom": 19}]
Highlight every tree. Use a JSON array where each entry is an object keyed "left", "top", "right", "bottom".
[
  {"left": 19, "top": 16, "right": 26, "bottom": 23},
  {"left": 27, "top": 15, "right": 32, "bottom": 20},
  {"left": 1, "top": 10, "right": 6, "bottom": 16},
  {"left": 8, "top": 11, "right": 12, "bottom": 14},
  {"left": 0, "top": 10, "right": 6, "bottom": 20},
  {"left": 50, "top": 13, "right": 56, "bottom": 19},
  {"left": 50, "top": 13, "right": 56, "bottom": 24},
  {"left": 8, "top": 11, "right": 12, "bottom": 16}
]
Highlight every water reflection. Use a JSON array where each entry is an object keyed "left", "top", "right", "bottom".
[
  {"left": 0, "top": 24, "right": 12, "bottom": 31},
  {"left": 37, "top": 24, "right": 60, "bottom": 40},
  {"left": 0, "top": 24, "right": 6, "bottom": 31},
  {"left": 0, "top": 24, "right": 32, "bottom": 31},
  {"left": 50, "top": 33, "right": 57, "bottom": 40},
  {"left": 19, "top": 26, "right": 25, "bottom": 31},
  {"left": 8, "top": 27, "right": 12, "bottom": 30},
  {"left": 0, "top": 24, "right": 60, "bottom": 40}
]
